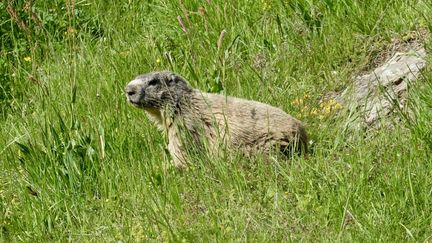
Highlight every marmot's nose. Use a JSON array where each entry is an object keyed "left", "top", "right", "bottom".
[
  {"left": 125, "top": 84, "right": 136, "bottom": 97},
  {"left": 126, "top": 90, "right": 136, "bottom": 96}
]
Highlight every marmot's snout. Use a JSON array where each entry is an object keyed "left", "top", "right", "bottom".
[{"left": 125, "top": 79, "right": 145, "bottom": 107}]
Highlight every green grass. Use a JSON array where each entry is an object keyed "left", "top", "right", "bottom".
[{"left": 1, "top": 0, "right": 432, "bottom": 241}]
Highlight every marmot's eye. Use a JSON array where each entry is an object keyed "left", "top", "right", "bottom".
[{"left": 148, "top": 79, "right": 158, "bottom": 86}]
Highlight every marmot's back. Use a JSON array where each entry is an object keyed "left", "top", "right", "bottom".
[{"left": 188, "top": 91, "right": 308, "bottom": 154}]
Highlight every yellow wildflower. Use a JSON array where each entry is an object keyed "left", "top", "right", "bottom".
[
  {"left": 310, "top": 108, "right": 319, "bottom": 116},
  {"left": 333, "top": 102, "right": 343, "bottom": 110},
  {"left": 313, "top": 99, "right": 344, "bottom": 119},
  {"left": 64, "top": 27, "right": 77, "bottom": 36},
  {"left": 156, "top": 58, "right": 161, "bottom": 64},
  {"left": 261, "top": 0, "right": 272, "bottom": 10},
  {"left": 291, "top": 98, "right": 303, "bottom": 106},
  {"left": 24, "top": 56, "right": 31, "bottom": 62},
  {"left": 320, "top": 99, "right": 343, "bottom": 111}
]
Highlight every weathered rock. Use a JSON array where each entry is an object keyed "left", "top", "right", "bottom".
[{"left": 340, "top": 40, "right": 427, "bottom": 128}]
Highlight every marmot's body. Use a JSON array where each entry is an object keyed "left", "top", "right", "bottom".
[{"left": 125, "top": 71, "right": 308, "bottom": 168}]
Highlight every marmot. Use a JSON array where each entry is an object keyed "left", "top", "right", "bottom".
[{"left": 125, "top": 71, "right": 308, "bottom": 168}]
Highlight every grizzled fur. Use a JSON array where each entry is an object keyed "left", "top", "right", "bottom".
[{"left": 125, "top": 71, "right": 308, "bottom": 168}]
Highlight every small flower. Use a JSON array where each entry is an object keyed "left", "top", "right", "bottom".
[
  {"left": 261, "top": 0, "right": 272, "bottom": 11},
  {"left": 314, "top": 99, "right": 344, "bottom": 119},
  {"left": 156, "top": 58, "right": 161, "bottom": 64},
  {"left": 323, "top": 106, "right": 331, "bottom": 115},
  {"left": 64, "top": 27, "right": 77, "bottom": 36},
  {"left": 24, "top": 56, "right": 31, "bottom": 62},
  {"left": 310, "top": 108, "right": 319, "bottom": 116},
  {"left": 334, "top": 103, "right": 343, "bottom": 110},
  {"left": 291, "top": 98, "right": 304, "bottom": 106}
]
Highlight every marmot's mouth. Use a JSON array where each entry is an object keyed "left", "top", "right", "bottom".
[{"left": 128, "top": 99, "right": 144, "bottom": 108}]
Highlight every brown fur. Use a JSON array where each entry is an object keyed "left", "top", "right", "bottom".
[{"left": 125, "top": 71, "right": 308, "bottom": 168}]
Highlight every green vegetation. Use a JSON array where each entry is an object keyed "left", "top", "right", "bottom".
[{"left": 1, "top": 0, "right": 431, "bottom": 241}]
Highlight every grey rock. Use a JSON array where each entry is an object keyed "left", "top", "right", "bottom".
[{"left": 342, "top": 44, "right": 427, "bottom": 127}]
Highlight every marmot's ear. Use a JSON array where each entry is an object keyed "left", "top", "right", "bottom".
[
  {"left": 168, "top": 73, "right": 180, "bottom": 84},
  {"left": 168, "top": 73, "right": 188, "bottom": 86}
]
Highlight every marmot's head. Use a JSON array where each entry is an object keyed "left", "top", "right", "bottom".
[{"left": 125, "top": 71, "right": 192, "bottom": 109}]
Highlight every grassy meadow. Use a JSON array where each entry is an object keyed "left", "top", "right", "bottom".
[{"left": 1, "top": 0, "right": 432, "bottom": 241}]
